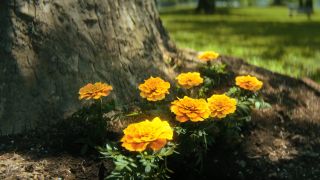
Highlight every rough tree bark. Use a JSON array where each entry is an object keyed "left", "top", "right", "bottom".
[{"left": 0, "top": 0, "right": 177, "bottom": 134}]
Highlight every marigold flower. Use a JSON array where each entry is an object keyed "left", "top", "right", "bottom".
[
  {"left": 79, "top": 82, "right": 113, "bottom": 100},
  {"left": 207, "top": 94, "right": 237, "bottom": 119},
  {"left": 197, "top": 51, "right": 219, "bottom": 62},
  {"left": 176, "top": 72, "right": 203, "bottom": 89},
  {"left": 138, "top": 77, "right": 170, "bottom": 101},
  {"left": 235, "top": 75, "right": 263, "bottom": 92},
  {"left": 121, "top": 117, "right": 173, "bottom": 152},
  {"left": 171, "top": 96, "right": 210, "bottom": 122}
]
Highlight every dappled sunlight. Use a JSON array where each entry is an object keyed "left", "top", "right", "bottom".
[
  {"left": 161, "top": 7, "right": 320, "bottom": 81},
  {"left": 2, "top": 1, "right": 320, "bottom": 179}
]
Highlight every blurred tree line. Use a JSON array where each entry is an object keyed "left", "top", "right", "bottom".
[{"left": 157, "top": 0, "right": 315, "bottom": 11}]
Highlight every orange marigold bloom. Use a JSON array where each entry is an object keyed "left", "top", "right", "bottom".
[
  {"left": 121, "top": 117, "right": 173, "bottom": 152},
  {"left": 176, "top": 72, "right": 203, "bottom": 89},
  {"left": 235, "top": 75, "right": 263, "bottom": 92},
  {"left": 207, "top": 94, "right": 237, "bottom": 119},
  {"left": 138, "top": 77, "right": 170, "bottom": 101},
  {"left": 79, "top": 82, "right": 113, "bottom": 100},
  {"left": 170, "top": 96, "right": 210, "bottom": 122},
  {"left": 197, "top": 51, "right": 219, "bottom": 62}
]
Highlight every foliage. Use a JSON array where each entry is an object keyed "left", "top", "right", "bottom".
[
  {"left": 76, "top": 54, "right": 270, "bottom": 178},
  {"left": 198, "top": 62, "right": 231, "bottom": 98},
  {"left": 98, "top": 143, "right": 177, "bottom": 179},
  {"left": 68, "top": 99, "right": 116, "bottom": 154},
  {"left": 51, "top": 83, "right": 116, "bottom": 154},
  {"left": 174, "top": 121, "right": 216, "bottom": 171}
]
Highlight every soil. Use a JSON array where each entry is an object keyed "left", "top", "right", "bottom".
[{"left": 1, "top": 54, "right": 320, "bottom": 180}]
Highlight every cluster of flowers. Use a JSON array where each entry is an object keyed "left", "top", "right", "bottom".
[{"left": 78, "top": 51, "right": 263, "bottom": 155}]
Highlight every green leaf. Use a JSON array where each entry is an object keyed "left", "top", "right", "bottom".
[
  {"left": 255, "top": 101, "right": 261, "bottom": 109},
  {"left": 203, "top": 77, "right": 213, "bottom": 87},
  {"left": 227, "top": 87, "right": 239, "bottom": 96},
  {"left": 145, "top": 165, "right": 152, "bottom": 173},
  {"left": 125, "top": 111, "right": 142, "bottom": 117}
]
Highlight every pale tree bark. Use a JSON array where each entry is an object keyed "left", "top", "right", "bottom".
[{"left": 0, "top": 0, "right": 177, "bottom": 134}]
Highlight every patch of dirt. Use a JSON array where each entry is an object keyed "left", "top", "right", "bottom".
[
  {"left": 1, "top": 54, "right": 320, "bottom": 179},
  {"left": 170, "top": 50, "right": 320, "bottom": 179},
  {"left": 0, "top": 133, "right": 104, "bottom": 179},
  {"left": 0, "top": 152, "right": 99, "bottom": 180}
]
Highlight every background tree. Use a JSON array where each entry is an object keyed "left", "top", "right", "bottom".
[
  {"left": 0, "top": 0, "right": 178, "bottom": 134},
  {"left": 305, "top": 0, "right": 314, "bottom": 13},
  {"left": 196, "top": 0, "right": 215, "bottom": 13},
  {"left": 272, "top": 0, "right": 284, "bottom": 5}
]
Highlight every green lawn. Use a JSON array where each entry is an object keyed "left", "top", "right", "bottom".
[{"left": 160, "top": 7, "right": 320, "bottom": 82}]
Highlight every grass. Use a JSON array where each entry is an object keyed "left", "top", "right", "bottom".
[{"left": 160, "top": 6, "right": 320, "bottom": 82}]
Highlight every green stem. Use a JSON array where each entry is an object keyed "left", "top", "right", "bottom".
[
  {"left": 190, "top": 88, "right": 195, "bottom": 98},
  {"left": 100, "top": 98, "right": 103, "bottom": 120},
  {"left": 164, "top": 156, "right": 168, "bottom": 170},
  {"left": 206, "top": 61, "right": 212, "bottom": 67},
  {"left": 187, "top": 88, "right": 193, "bottom": 98},
  {"left": 203, "top": 132, "right": 208, "bottom": 151}
]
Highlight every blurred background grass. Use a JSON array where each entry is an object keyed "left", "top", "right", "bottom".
[{"left": 160, "top": 6, "right": 320, "bottom": 82}]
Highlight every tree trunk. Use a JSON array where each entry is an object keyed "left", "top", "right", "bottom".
[
  {"left": 0, "top": 0, "right": 177, "bottom": 134},
  {"left": 305, "top": 0, "right": 314, "bottom": 13},
  {"left": 299, "top": 0, "right": 304, "bottom": 9},
  {"left": 195, "top": 0, "right": 214, "bottom": 14},
  {"left": 272, "top": 0, "right": 283, "bottom": 6}
]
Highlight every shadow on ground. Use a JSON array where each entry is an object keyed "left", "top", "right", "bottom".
[
  {"left": 161, "top": 8, "right": 320, "bottom": 82},
  {"left": 1, "top": 56, "right": 320, "bottom": 179},
  {"left": 166, "top": 19, "right": 320, "bottom": 59}
]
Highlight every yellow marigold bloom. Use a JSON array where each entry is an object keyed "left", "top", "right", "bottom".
[
  {"left": 79, "top": 82, "right": 113, "bottom": 100},
  {"left": 121, "top": 117, "right": 173, "bottom": 152},
  {"left": 176, "top": 72, "right": 203, "bottom": 89},
  {"left": 207, "top": 94, "right": 237, "bottom": 119},
  {"left": 170, "top": 96, "right": 210, "bottom": 122},
  {"left": 235, "top": 75, "right": 263, "bottom": 92},
  {"left": 138, "top": 77, "right": 170, "bottom": 101},
  {"left": 197, "top": 51, "right": 219, "bottom": 62}
]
